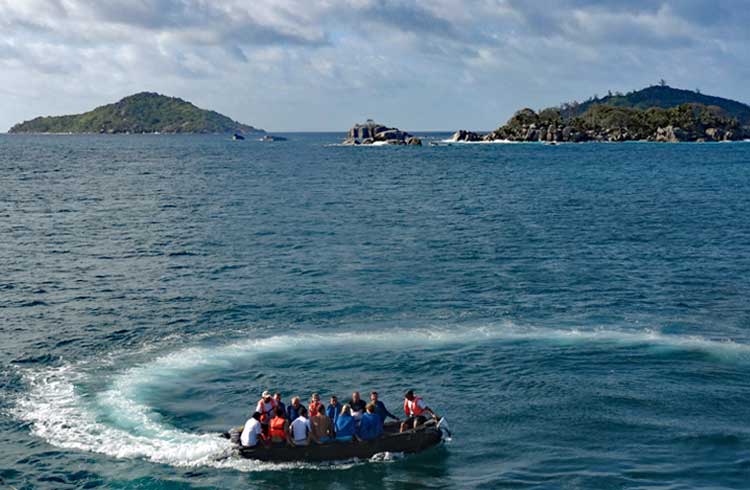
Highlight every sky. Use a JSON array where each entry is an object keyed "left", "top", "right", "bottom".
[{"left": 1, "top": 0, "right": 749, "bottom": 132}]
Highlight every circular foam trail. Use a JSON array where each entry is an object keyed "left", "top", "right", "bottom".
[
  {"left": 10, "top": 324, "right": 750, "bottom": 471},
  {"left": 11, "top": 366, "right": 371, "bottom": 472}
]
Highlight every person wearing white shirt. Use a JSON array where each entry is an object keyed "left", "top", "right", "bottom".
[
  {"left": 240, "top": 412, "right": 263, "bottom": 447},
  {"left": 255, "top": 390, "right": 276, "bottom": 428},
  {"left": 289, "top": 406, "right": 311, "bottom": 446}
]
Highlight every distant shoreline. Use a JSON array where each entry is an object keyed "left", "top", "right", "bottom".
[{"left": 5, "top": 132, "right": 748, "bottom": 146}]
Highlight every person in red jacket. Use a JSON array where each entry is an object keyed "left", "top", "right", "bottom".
[
  {"left": 268, "top": 407, "right": 291, "bottom": 445},
  {"left": 308, "top": 392, "right": 324, "bottom": 416},
  {"left": 255, "top": 390, "right": 277, "bottom": 434},
  {"left": 400, "top": 390, "right": 437, "bottom": 432}
]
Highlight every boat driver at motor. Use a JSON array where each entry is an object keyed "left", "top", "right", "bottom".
[{"left": 400, "top": 389, "right": 437, "bottom": 432}]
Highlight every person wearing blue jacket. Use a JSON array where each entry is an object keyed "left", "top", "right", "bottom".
[
  {"left": 326, "top": 395, "right": 341, "bottom": 428},
  {"left": 357, "top": 403, "right": 384, "bottom": 441},
  {"left": 335, "top": 404, "right": 357, "bottom": 442},
  {"left": 286, "top": 396, "right": 302, "bottom": 422},
  {"left": 370, "top": 391, "right": 399, "bottom": 424}
]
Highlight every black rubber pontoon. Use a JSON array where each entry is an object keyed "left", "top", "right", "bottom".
[{"left": 225, "top": 421, "right": 444, "bottom": 463}]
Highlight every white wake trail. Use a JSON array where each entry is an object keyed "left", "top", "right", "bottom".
[{"left": 11, "top": 324, "right": 750, "bottom": 470}]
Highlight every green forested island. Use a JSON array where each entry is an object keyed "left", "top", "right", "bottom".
[
  {"left": 560, "top": 84, "right": 750, "bottom": 124},
  {"left": 452, "top": 85, "right": 750, "bottom": 143},
  {"left": 9, "top": 92, "right": 263, "bottom": 134}
]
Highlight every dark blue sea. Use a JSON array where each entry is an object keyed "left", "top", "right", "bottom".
[{"left": 1, "top": 133, "right": 749, "bottom": 489}]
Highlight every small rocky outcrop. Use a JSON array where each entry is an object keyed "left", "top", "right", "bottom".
[
  {"left": 343, "top": 120, "right": 421, "bottom": 146},
  {"left": 347, "top": 121, "right": 390, "bottom": 140},
  {"left": 704, "top": 127, "right": 723, "bottom": 140},
  {"left": 449, "top": 130, "right": 483, "bottom": 142},
  {"left": 655, "top": 125, "right": 687, "bottom": 143}
]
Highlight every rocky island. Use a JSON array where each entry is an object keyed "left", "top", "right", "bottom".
[
  {"left": 9, "top": 92, "right": 264, "bottom": 135},
  {"left": 451, "top": 85, "right": 750, "bottom": 143},
  {"left": 343, "top": 120, "right": 421, "bottom": 146}
]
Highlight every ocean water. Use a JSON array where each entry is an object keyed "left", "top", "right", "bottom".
[{"left": 1, "top": 133, "right": 749, "bottom": 489}]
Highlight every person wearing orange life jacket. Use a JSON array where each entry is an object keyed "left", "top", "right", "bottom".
[
  {"left": 308, "top": 392, "right": 324, "bottom": 417},
  {"left": 400, "top": 389, "right": 437, "bottom": 432},
  {"left": 255, "top": 390, "right": 277, "bottom": 432},
  {"left": 268, "top": 406, "right": 291, "bottom": 445}
]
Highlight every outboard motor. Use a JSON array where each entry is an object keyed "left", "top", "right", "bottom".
[
  {"left": 436, "top": 417, "right": 452, "bottom": 439},
  {"left": 228, "top": 427, "right": 242, "bottom": 445}
]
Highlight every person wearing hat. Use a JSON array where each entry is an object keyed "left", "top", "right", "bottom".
[
  {"left": 400, "top": 390, "right": 437, "bottom": 432},
  {"left": 255, "top": 390, "right": 277, "bottom": 430}
]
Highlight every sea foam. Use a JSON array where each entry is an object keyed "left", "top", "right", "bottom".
[
  {"left": 10, "top": 324, "right": 749, "bottom": 470},
  {"left": 438, "top": 139, "right": 517, "bottom": 144},
  {"left": 11, "top": 365, "right": 367, "bottom": 472}
]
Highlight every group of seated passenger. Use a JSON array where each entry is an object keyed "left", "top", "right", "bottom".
[{"left": 240, "top": 389, "right": 436, "bottom": 448}]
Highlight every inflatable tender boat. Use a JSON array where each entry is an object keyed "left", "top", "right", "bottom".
[{"left": 224, "top": 420, "right": 447, "bottom": 462}]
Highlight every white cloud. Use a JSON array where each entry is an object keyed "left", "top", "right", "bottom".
[{"left": 0, "top": 0, "right": 748, "bottom": 131}]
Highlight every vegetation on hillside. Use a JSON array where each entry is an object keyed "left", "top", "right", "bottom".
[
  {"left": 559, "top": 83, "right": 750, "bottom": 125},
  {"left": 451, "top": 85, "right": 750, "bottom": 143},
  {"left": 9, "top": 92, "right": 263, "bottom": 134},
  {"left": 487, "top": 102, "right": 745, "bottom": 142}
]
